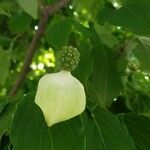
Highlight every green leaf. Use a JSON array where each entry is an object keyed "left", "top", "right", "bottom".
[
  {"left": 94, "top": 23, "right": 119, "bottom": 48},
  {"left": 123, "top": 114, "right": 150, "bottom": 150},
  {"left": 0, "top": 36, "right": 11, "bottom": 47},
  {"left": 72, "top": 20, "right": 92, "bottom": 38},
  {"left": 11, "top": 94, "right": 85, "bottom": 150},
  {"left": 133, "top": 36, "right": 150, "bottom": 73},
  {"left": 10, "top": 94, "right": 137, "bottom": 150},
  {"left": 45, "top": 16, "right": 72, "bottom": 49},
  {"left": 73, "top": 0, "right": 103, "bottom": 19},
  {"left": 0, "top": 98, "right": 9, "bottom": 114},
  {"left": 0, "top": 133, "right": 11, "bottom": 150},
  {"left": 98, "top": 0, "right": 150, "bottom": 35},
  {"left": 17, "top": 0, "right": 38, "bottom": 19},
  {"left": 0, "top": 48, "right": 11, "bottom": 85},
  {"left": 0, "top": 2, "right": 14, "bottom": 17},
  {"left": 45, "top": 0, "right": 56, "bottom": 5},
  {"left": 73, "top": 39, "right": 93, "bottom": 85},
  {"left": 125, "top": 88, "right": 150, "bottom": 116},
  {"left": 8, "top": 11, "right": 32, "bottom": 33},
  {"left": 85, "top": 80, "right": 100, "bottom": 110},
  {"left": 83, "top": 108, "right": 136, "bottom": 150},
  {"left": 0, "top": 101, "right": 17, "bottom": 139},
  {"left": 90, "top": 46, "right": 123, "bottom": 107}
]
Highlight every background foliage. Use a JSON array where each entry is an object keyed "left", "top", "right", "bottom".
[{"left": 0, "top": 0, "right": 150, "bottom": 149}]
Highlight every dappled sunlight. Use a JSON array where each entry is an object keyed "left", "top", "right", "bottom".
[
  {"left": 113, "top": 2, "right": 121, "bottom": 9},
  {"left": 30, "top": 48, "right": 55, "bottom": 77}
]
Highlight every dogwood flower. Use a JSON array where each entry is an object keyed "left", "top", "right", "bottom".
[{"left": 35, "top": 46, "right": 86, "bottom": 127}]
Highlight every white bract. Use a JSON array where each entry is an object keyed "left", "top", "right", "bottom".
[{"left": 35, "top": 70, "right": 86, "bottom": 127}]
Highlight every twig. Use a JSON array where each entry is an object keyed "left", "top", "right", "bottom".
[
  {"left": 116, "top": 31, "right": 128, "bottom": 58},
  {"left": 9, "top": 0, "right": 70, "bottom": 96}
]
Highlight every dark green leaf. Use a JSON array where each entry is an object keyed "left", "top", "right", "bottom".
[
  {"left": 0, "top": 101, "right": 17, "bottom": 139},
  {"left": 94, "top": 24, "right": 119, "bottom": 48},
  {"left": 11, "top": 94, "right": 85, "bottom": 150},
  {"left": 0, "top": 48, "right": 11, "bottom": 85},
  {"left": 17, "top": 0, "right": 38, "bottom": 19},
  {"left": 133, "top": 36, "right": 150, "bottom": 73},
  {"left": 83, "top": 108, "right": 136, "bottom": 150},
  {"left": 0, "top": 2, "right": 14, "bottom": 17},
  {"left": 8, "top": 11, "right": 31, "bottom": 33},
  {"left": 72, "top": 20, "right": 92, "bottom": 38},
  {"left": 0, "top": 36, "right": 11, "bottom": 47},
  {"left": 0, "top": 98, "right": 9, "bottom": 114},
  {"left": 123, "top": 114, "right": 150, "bottom": 150},
  {"left": 90, "top": 46, "right": 123, "bottom": 107},
  {"left": 44, "top": 0, "right": 56, "bottom": 5},
  {"left": 73, "top": 0, "right": 103, "bottom": 19},
  {"left": 73, "top": 39, "right": 93, "bottom": 85},
  {"left": 98, "top": 0, "right": 150, "bottom": 35},
  {"left": 46, "top": 16, "right": 72, "bottom": 49},
  {"left": 10, "top": 94, "right": 137, "bottom": 150}
]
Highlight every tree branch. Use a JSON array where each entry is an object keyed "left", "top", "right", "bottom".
[{"left": 9, "top": 0, "right": 70, "bottom": 96}]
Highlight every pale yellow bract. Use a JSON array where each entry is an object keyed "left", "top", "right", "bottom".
[{"left": 35, "top": 70, "right": 86, "bottom": 127}]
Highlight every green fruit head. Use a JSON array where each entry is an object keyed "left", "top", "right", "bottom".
[{"left": 57, "top": 46, "right": 80, "bottom": 71}]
